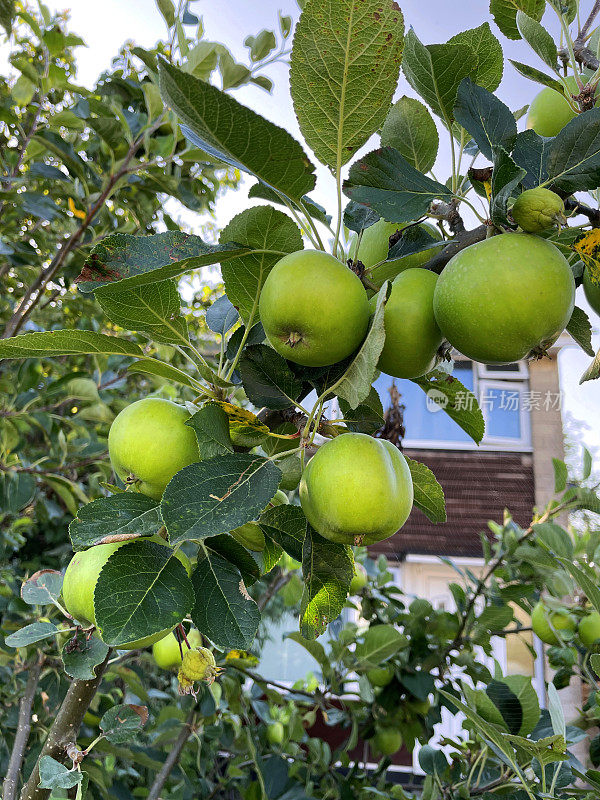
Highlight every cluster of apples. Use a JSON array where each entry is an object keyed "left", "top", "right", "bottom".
[{"left": 531, "top": 601, "right": 600, "bottom": 649}]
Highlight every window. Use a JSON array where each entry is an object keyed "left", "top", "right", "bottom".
[{"left": 373, "top": 360, "right": 532, "bottom": 451}]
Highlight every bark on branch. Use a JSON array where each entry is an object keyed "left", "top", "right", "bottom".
[
  {"left": 3, "top": 657, "right": 44, "bottom": 800},
  {"left": 19, "top": 649, "right": 112, "bottom": 800},
  {"left": 423, "top": 224, "right": 489, "bottom": 274},
  {"left": 146, "top": 711, "right": 196, "bottom": 800}
]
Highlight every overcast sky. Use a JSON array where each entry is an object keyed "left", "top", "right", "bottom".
[{"left": 39, "top": 0, "right": 600, "bottom": 462}]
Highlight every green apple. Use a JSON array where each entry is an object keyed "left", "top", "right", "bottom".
[
  {"left": 267, "top": 721, "right": 284, "bottom": 745},
  {"left": 152, "top": 628, "right": 203, "bottom": 669},
  {"left": 578, "top": 611, "right": 600, "bottom": 647},
  {"left": 374, "top": 268, "right": 442, "bottom": 379},
  {"left": 583, "top": 267, "right": 600, "bottom": 316},
  {"left": 511, "top": 188, "right": 566, "bottom": 233},
  {"left": 108, "top": 397, "right": 199, "bottom": 500},
  {"left": 259, "top": 250, "right": 371, "bottom": 366},
  {"left": 526, "top": 76, "right": 596, "bottom": 137},
  {"left": 299, "top": 433, "right": 413, "bottom": 546},
  {"left": 367, "top": 664, "right": 394, "bottom": 687},
  {"left": 372, "top": 727, "right": 402, "bottom": 756},
  {"left": 349, "top": 563, "right": 368, "bottom": 594},
  {"left": 531, "top": 601, "right": 576, "bottom": 646},
  {"left": 353, "top": 219, "right": 442, "bottom": 288},
  {"left": 433, "top": 234, "right": 575, "bottom": 364},
  {"left": 62, "top": 536, "right": 191, "bottom": 649}
]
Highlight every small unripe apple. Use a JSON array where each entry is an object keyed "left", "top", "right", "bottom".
[
  {"left": 62, "top": 536, "right": 191, "bottom": 649},
  {"left": 583, "top": 267, "right": 600, "bottom": 317},
  {"left": 108, "top": 397, "right": 199, "bottom": 500},
  {"left": 372, "top": 726, "right": 402, "bottom": 756},
  {"left": 152, "top": 628, "right": 203, "bottom": 669},
  {"left": 511, "top": 188, "right": 566, "bottom": 233},
  {"left": 526, "top": 77, "right": 598, "bottom": 137},
  {"left": 349, "top": 563, "right": 368, "bottom": 594},
  {"left": 578, "top": 611, "right": 600, "bottom": 648},
  {"left": 367, "top": 664, "right": 394, "bottom": 687},
  {"left": 259, "top": 250, "right": 371, "bottom": 367},
  {"left": 267, "top": 721, "right": 284, "bottom": 745},
  {"left": 531, "top": 601, "right": 576, "bottom": 646}
]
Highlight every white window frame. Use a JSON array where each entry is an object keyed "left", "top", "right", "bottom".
[
  {"left": 478, "top": 378, "right": 532, "bottom": 451},
  {"left": 476, "top": 362, "right": 529, "bottom": 380}
]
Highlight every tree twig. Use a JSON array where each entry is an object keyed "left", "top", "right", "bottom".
[
  {"left": 146, "top": 711, "right": 196, "bottom": 800},
  {"left": 564, "top": 197, "right": 600, "bottom": 227},
  {"left": 3, "top": 656, "right": 44, "bottom": 800},
  {"left": 19, "top": 649, "right": 112, "bottom": 800},
  {"left": 423, "top": 225, "right": 488, "bottom": 274}
]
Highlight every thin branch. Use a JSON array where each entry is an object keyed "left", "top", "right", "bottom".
[
  {"left": 3, "top": 656, "right": 44, "bottom": 800},
  {"left": 423, "top": 225, "right": 488, "bottom": 274},
  {"left": 257, "top": 571, "right": 291, "bottom": 611},
  {"left": 19, "top": 649, "right": 112, "bottom": 800},
  {"left": 564, "top": 197, "right": 600, "bottom": 227},
  {"left": 146, "top": 711, "right": 196, "bottom": 800},
  {"left": 580, "top": 0, "right": 600, "bottom": 41}
]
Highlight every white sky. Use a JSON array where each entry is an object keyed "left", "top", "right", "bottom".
[{"left": 35, "top": 0, "right": 600, "bottom": 461}]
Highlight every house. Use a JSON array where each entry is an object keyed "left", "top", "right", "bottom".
[{"left": 260, "top": 345, "right": 585, "bottom": 775}]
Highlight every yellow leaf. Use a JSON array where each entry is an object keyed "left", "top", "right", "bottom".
[
  {"left": 214, "top": 401, "right": 270, "bottom": 447},
  {"left": 574, "top": 229, "right": 600, "bottom": 283},
  {"left": 68, "top": 197, "right": 86, "bottom": 219}
]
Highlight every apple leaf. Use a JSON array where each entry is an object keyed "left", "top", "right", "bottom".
[
  {"left": 404, "top": 455, "right": 447, "bottom": 524},
  {"left": 490, "top": 146, "right": 527, "bottom": 227},
  {"left": 39, "top": 756, "right": 83, "bottom": 790},
  {"left": 490, "top": 0, "right": 545, "bottom": 41},
  {"left": 0, "top": 330, "right": 143, "bottom": 361},
  {"left": 508, "top": 59, "right": 563, "bottom": 92},
  {"left": 248, "top": 183, "right": 331, "bottom": 226},
  {"left": 158, "top": 58, "right": 315, "bottom": 203},
  {"left": 76, "top": 231, "right": 250, "bottom": 293},
  {"left": 205, "top": 534, "right": 260, "bottom": 586},
  {"left": 343, "top": 201, "right": 380, "bottom": 234},
  {"left": 566, "top": 306, "right": 594, "bottom": 357},
  {"left": 516, "top": 11, "right": 558, "bottom": 70},
  {"left": 412, "top": 370, "right": 485, "bottom": 444},
  {"left": 354, "top": 624, "right": 408, "bottom": 668},
  {"left": 343, "top": 147, "right": 453, "bottom": 224},
  {"left": 69, "top": 494, "right": 162, "bottom": 551},
  {"left": 454, "top": 78, "right": 517, "bottom": 161},
  {"left": 252, "top": 535, "right": 284, "bottom": 576},
  {"left": 258, "top": 505, "right": 308, "bottom": 563},
  {"left": 381, "top": 97, "right": 439, "bottom": 175},
  {"left": 402, "top": 31, "right": 476, "bottom": 125},
  {"left": 332, "top": 282, "right": 390, "bottom": 410},
  {"left": 5, "top": 622, "right": 59, "bottom": 648},
  {"left": 100, "top": 703, "right": 148, "bottom": 744},
  {"left": 161, "top": 454, "right": 281, "bottom": 545},
  {"left": 547, "top": 109, "right": 600, "bottom": 193},
  {"left": 95, "top": 280, "right": 188, "bottom": 345},
  {"left": 448, "top": 23, "right": 503, "bottom": 92},
  {"left": 338, "top": 388, "right": 384, "bottom": 435},
  {"left": 289, "top": 0, "right": 404, "bottom": 169},
  {"left": 580, "top": 346, "right": 600, "bottom": 384},
  {"left": 21, "top": 569, "right": 63, "bottom": 605},
  {"left": 219, "top": 205, "right": 303, "bottom": 323},
  {"left": 61, "top": 632, "right": 110, "bottom": 680},
  {"left": 191, "top": 549, "right": 260, "bottom": 649},
  {"left": 186, "top": 403, "right": 234, "bottom": 460},
  {"left": 206, "top": 294, "right": 239, "bottom": 336},
  {"left": 127, "top": 359, "right": 203, "bottom": 392},
  {"left": 238, "top": 344, "right": 304, "bottom": 410},
  {"left": 94, "top": 540, "right": 194, "bottom": 646},
  {"left": 511, "top": 129, "right": 550, "bottom": 189},
  {"left": 300, "top": 525, "right": 353, "bottom": 640}
]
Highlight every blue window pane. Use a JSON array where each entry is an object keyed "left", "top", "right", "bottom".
[
  {"left": 373, "top": 362, "right": 474, "bottom": 444},
  {"left": 483, "top": 387, "right": 522, "bottom": 439}
]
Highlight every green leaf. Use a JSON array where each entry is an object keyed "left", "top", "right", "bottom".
[
  {"left": 219, "top": 205, "right": 303, "bottom": 322},
  {"left": 186, "top": 403, "right": 234, "bottom": 460},
  {"left": 333, "top": 282, "right": 389, "bottom": 410},
  {"left": 127, "top": 359, "right": 202, "bottom": 392},
  {"left": 206, "top": 295, "right": 239, "bottom": 336},
  {"left": 454, "top": 78, "right": 517, "bottom": 162},
  {"left": 21, "top": 570, "right": 63, "bottom": 605},
  {"left": 0, "top": 331, "right": 143, "bottom": 361},
  {"left": 404, "top": 456, "right": 446, "bottom": 523},
  {"left": 253, "top": 535, "right": 283, "bottom": 575},
  {"left": 300, "top": 525, "right": 353, "bottom": 639},
  {"left": 552, "top": 458, "right": 569, "bottom": 493},
  {"left": 488, "top": 675, "right": 541, "bottom": 736},
  {"left": 580, "top": 346, "right": 600, "bottom": 384},
  {"left": 286, "top": 631, "right": 328, "bottom": 669},
  {"left": 62, "top": 632, "right": 110, "bottom": 680},
  {"left": 76, "top": 232, "right": 249, "bottom": 293},
  {"left": 343, "top": 147, "right": 453, "bottom": 224},
  {"left": 555, "top": 556, "right": 600, "bottom": 616},
  {"left": 418, "top": 745, "right": 449, "bottom": 776},
  {"left": 547, "top": 109, "right": 600, "bottom": 193},
  {"left": 155, "top": 0, "right": 175, "bottom": 27},
  {"left": 158, "top": 58, "right": 315, "bottom": 203},
  {"left": 511, "top": 129, "right": 550, "bottom": 189},
  {"left": 239, "top": 344, "right": 303, "bottom": 410},
  {"left": 338, "top": 388, "right": 384, "bottom": 435},
  {"left": 354, "top": 624, "right": 408, "bottom": 668},
  {"left": 516, "top": 11, "right": 558, "bottom": 69},
  {"left": 0, "top": 0, "right": 15, "bottom": 35},
  {"left": 161, "top": 454, "right": 281, "bottom": 545},
  {"left": 191, "top": 549, "right": 260, "bottom": 648},
  {"left": 39, "top": 756, "right": 83, "bottom": 790},
  {"left": 245, "top": 29, "right": 277, "bottom": 62},
  {"left": 208, "top": 534, "right": 261, "bottom": 585},
  {"left": 247, "top": 183, "right": 332, "bottom": 226},
  {"left": 94, "top": 540, "right": 194, "bottom": 646},
  {"left": 289, "top": 0, "right": 404, "bottom": 169},
  {"left": 490, "top": 146, "right": 527, "bottom": 227},
  {"left": 95, "top": 280, "right": 188, "bottom": 345},
  {"left": 566, "top": 306, "right": 594, "bottom": 356},
  {"left": 547, "top": 682, "right": 566, "bottom": 739},
  {"left": 5, "top": 622, "right": 59, "bottom": 647},
  {"left": 508, "top": 59, "right": 563, "bottom": 91},
  {"left": 412, "top": 370, "right": 485, "bottom": 443},
  {"left": 490, "top": 0, "right": 545, "bottom": 40},
  {"left": 448, "top": 23, "right": 504, "bottom": 92},
  {"left": 402, "top": 30, "right": 476, "bottom": 125},
  {"left": 69, "top": 494, "right": 162, "bottom": 551},
  {"left": 534, "top": 522, "right": 573, "bottom": 558},
  {"left": 258, "top": 505, "right": 307, "bottom": 562},
  {"left": 100, "top": 703, "right": 148, "bottom": 744},
  {"left": 380, "top": 97, "right": 439, "bottom": 174}
]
